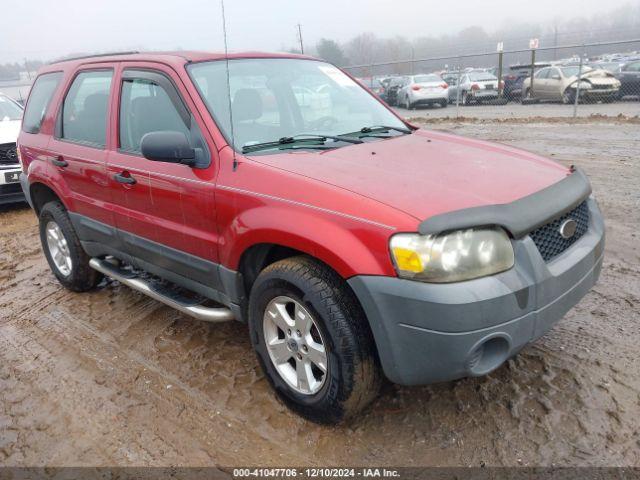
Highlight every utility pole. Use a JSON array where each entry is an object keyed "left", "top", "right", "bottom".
[
  {"left": 497, "top": 42, "right": 504, "bottom": 98},
  {"left": 24, "top": 58, "right": 32, "bottom": 81},
  {"left": 553, "top": 25, "right": 558, "bottom": 61},
  {"left": 296, "top": 23, "right": 304, "bottom": 54}
]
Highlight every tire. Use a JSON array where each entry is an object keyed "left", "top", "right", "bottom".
[
  {"left": 440, "top": 100, "right": 448, "bottom": 108},
  {"left": 405, "top": 95, "right": 413, "bottom": 110},
  {"left": 39, "top": 201, "right": 102, "bottom": 292},
  {"left": 248, "top": 256, "right": 382, "bottom": 424},
  {"left": 462, "top": 91, "right": 471, "bottom": 105},
  {"left": 562, "top": 89, "right": 576, "bottom": 105}
]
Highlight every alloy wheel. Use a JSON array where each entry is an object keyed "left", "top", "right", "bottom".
[
  {"left": 45, "top": 220, "right": 72, "bottom": 276},
  {"left": 263, "top": 295, "right": 328, "bottom": 395}
]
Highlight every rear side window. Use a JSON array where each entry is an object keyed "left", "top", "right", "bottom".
[
  {"left": 61, "top": 70, "right": 113, "bottom": 147},
  {"left": 119, "top": 77, "right": 190, "bottom": 153},
  {"left": 22, "top": 72, "right": 63, "bottom": 134}
]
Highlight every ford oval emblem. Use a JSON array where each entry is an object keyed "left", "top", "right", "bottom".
[{"left": 559, "top": 219, "right": 578, "bottom": 239}]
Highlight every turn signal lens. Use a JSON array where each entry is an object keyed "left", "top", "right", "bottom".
[
  {"left": 390, "top": 247, "right": 424, "bottom": 273},
  {"left": 16, "top": 142, "right": 24, "bottom": 169},
  {"left": 411, "top": 85, "right": 421, "bottom": 91}
]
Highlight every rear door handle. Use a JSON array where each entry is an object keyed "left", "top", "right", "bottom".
[
  {"left": 51, "top": 156, "right": 68, "bottom": 168},
  {"left": 114, "top": 172, "right": 136, "bottom": 185}
]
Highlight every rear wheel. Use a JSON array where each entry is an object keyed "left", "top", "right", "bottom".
[
  {"left": 248, "top": 256, "right": 382, "bottom": 424},
  {"left": 39, "top": 201, "right": 102, "bottom": 292}
]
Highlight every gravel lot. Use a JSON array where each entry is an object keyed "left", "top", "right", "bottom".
[
  {"left": 0, "top": 120, "right": 639, "bottom": 467},
  {"left": 392, "top": 99, "right": 640, "bottom": 119}
]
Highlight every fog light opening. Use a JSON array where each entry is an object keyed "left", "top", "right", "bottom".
[{"left": 467, "top": 336, "right": 510, "bottom": 376}]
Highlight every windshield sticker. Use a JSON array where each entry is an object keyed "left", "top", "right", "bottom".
[{"left": 318, "top": 65, "right": 354, "bottom": 87}]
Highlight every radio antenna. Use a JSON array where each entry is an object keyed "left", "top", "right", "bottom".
[{"left": 220, "top": 0, "right": 238, "bottom": 171}]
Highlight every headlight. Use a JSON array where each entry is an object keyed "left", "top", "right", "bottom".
[
  {"left": 390, "top": 227, "right": 515, "bottom": 283},
  {"left": 577, "top": 81, "right": 592, "bottom": 89}
]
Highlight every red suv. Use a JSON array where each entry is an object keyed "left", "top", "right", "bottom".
[{"left": 18, "top": 52, "right": 604, "bottom": 423}]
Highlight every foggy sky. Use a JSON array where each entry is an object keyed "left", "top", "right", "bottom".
[{"left": 2, "top": 0, "right": 637, "bottom": 63}]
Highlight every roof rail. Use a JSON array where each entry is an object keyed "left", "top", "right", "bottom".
[{"left": 48, "top": 51, "right": 140, "bottom": 65}]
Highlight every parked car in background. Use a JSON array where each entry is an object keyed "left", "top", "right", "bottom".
[
  {"left": 0, "top": 93, "right": 24, "bottom": 204},
  {"left": 489, "top": 65, "right": 548, "bottom": 101},
  {"left": 589, "top": 61, "right": 624, "bottom": 74},
  {"left": 522, "top": 66, "right": 621, "bottom": 104},
  {"left": 397, "top": 74, "right": 448, "bottom": 109},
  {"left": 615, "top": 60, "right": 640, "bottom": 99},
  {"left": 384, "top": 76, "right": 406, "bottom": 106},
  {"left": 356, "top": 77, "right": 387, "bottom": 101},
  {"left": 447, "top": 71, "right": 499, "bottom": 105}
]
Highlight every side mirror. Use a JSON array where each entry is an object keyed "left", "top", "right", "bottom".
[{"left": 140, "top": 131, "right": 196, "bottom": 166}]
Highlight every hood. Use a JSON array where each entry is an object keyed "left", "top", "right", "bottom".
[
  {"left": 569, "top": 69, "right": 619, "bottom": 85},
  {"left": 0, "top": 120, "right": 20, "bottom": 145},
  {"left": 248, "top": 130, "right": 569, "bottom": 222}
]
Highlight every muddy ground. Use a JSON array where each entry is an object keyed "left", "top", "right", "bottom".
[{"left": 1, "top": 120, "right": 639, "bottom": 468}]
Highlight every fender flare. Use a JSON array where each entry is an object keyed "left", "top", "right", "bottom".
[{"left": 222, "top": 205, "right": 394, "bottom": 278}]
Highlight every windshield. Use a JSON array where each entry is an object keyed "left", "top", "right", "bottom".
[
  {"left": 0, "top": 95, "right": 23, "bottom": 121},
  {"left": 413, "top": 74, "right": 441, "bottom": 83},
  {"left": 561, "top": 66, "right": 593, "bottom": 77},
  {"left": 188, "top": 58, "right": 406, "bottom": 153},
  {"left": 467, "top": 72, "right": 497, "bottom": 82}
]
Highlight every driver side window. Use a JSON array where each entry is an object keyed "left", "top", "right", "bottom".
[
  {"left": 119, "top": 77, "right": 190, "bottom": 154},
  {"left": 535, "top": 68, "right": 549, "bottom": 79}
]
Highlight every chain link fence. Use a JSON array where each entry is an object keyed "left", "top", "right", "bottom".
[{"left": 343, "top": 38, "right": 640, "bottom": 119}]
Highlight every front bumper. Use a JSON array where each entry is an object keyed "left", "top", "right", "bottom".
[
  {"left": 348, "top": 198, "right": 604, "bottom": 385},
  {"left": 581, "top": 88, "right": 619, "bottom": 99},
  {"left": 0, "top": 167, "right": 25, "bottom": 205}
]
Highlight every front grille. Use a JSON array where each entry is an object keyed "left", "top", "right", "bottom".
[
  {"left": 529, "top": 200, "right": 589, "bottom": 262},
  {"left": 0, "top": 143, "right": 18, "bottom": 166},
  {"left": 0, "top": 183, "right": 22, "bottom": 195}
]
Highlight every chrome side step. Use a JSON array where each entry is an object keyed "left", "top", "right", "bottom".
[{"left": 89, "top": 258, "right": 235, "bottom": 323}]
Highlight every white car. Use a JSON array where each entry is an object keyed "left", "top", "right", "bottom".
[
  {"left": 397, "top": 74, "right": 449, "bottom": 109},
  {"left": 447, "top": 71, "right": 500, "bottom": 105},
  {"left": 0, "top": 93, "right": 24, "bottom": 204}
]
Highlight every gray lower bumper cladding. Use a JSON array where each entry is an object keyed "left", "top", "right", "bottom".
[{"left": 349, "top": 198, "right": 605, "bottom": 385}]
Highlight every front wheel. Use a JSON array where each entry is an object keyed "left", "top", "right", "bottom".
[
  {"left": 562, "top": 89, "right": 576, "bottom": 104},
  {"left": 248, "top": 256, "right": 382, "bottom": 424},
  {"left": 405, "top": 95, "right": 413, "bottom": 110},
  {"left": 39, "top": 201, "right": 102, "bottom": 292}
]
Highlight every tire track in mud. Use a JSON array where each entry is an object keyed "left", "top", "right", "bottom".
[{"left": 1, "top": 298, "right": 321, "bottom": 466}]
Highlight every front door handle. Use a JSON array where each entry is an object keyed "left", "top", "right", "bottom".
[
  {"left": 114, "top": 172, "right": 136, "bottom": 185},
  {"left": 51, "top": 156, "right": 68, "bottom": 168}
]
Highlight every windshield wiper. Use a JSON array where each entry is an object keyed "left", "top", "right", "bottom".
[
  {"left": 359, "top": 125, "right": 412, "bottom": 134},
  {"left": 241, "top": 134, "right": 362, "bottom": 154}
]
